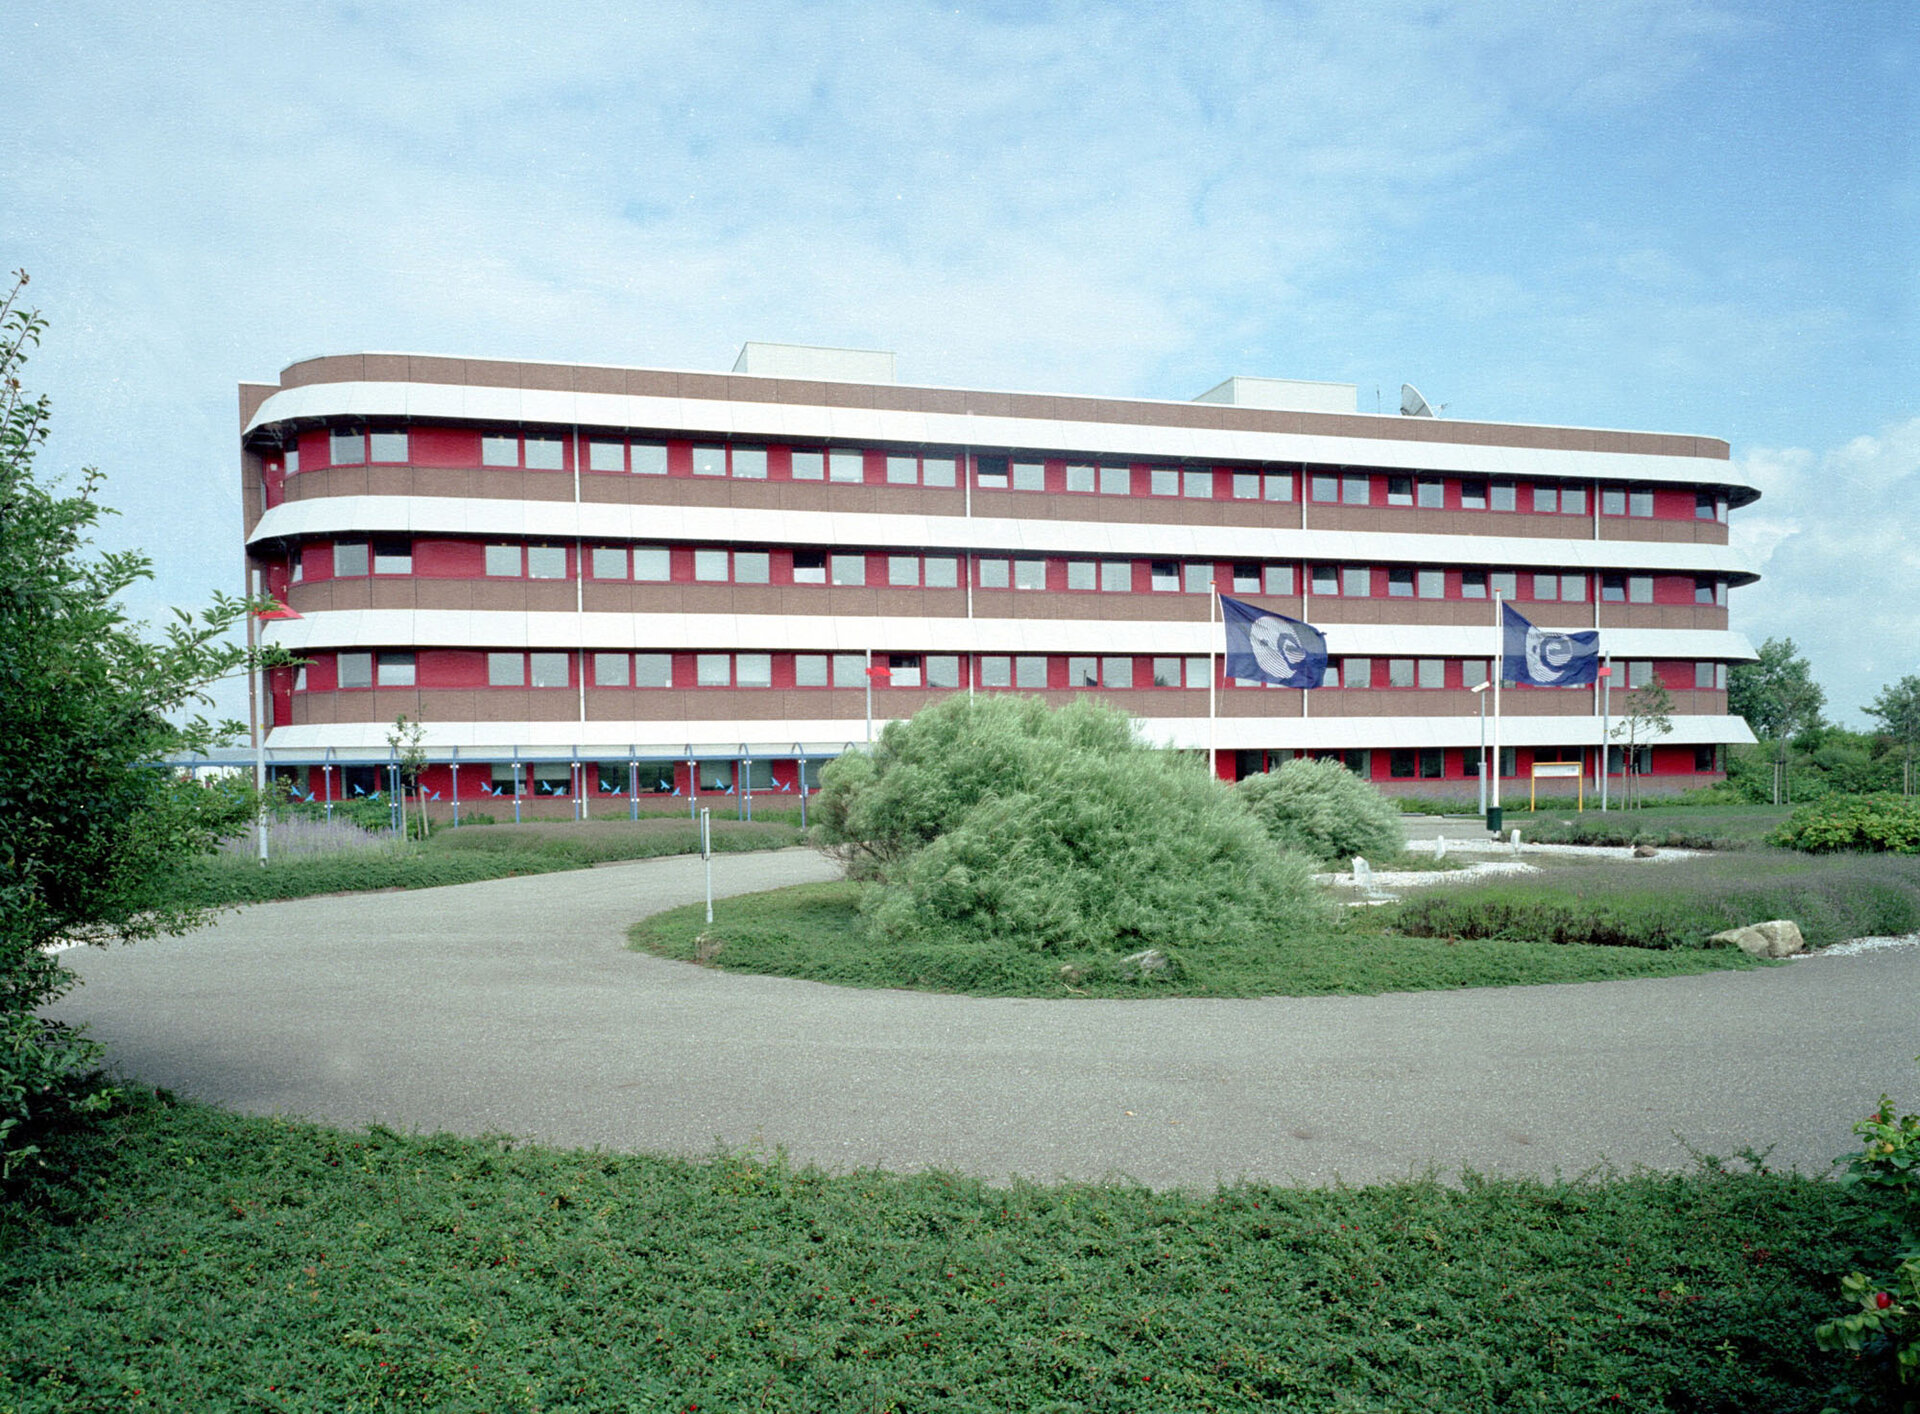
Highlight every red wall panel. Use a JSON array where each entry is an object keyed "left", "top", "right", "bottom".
[{"left": 411, "top": 426, "right": 483, "bottom": 467}]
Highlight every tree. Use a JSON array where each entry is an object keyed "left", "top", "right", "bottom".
[
  {"left": 1611, "top": 674, "right": 1675, "bottom": 809},
  {"left": 387, "top": 713, "right": 428, "bottom": 839},
  {"left": 1728, "top": 638, "right": 1827, "bottom": 804},
  {"left": 0, "top": 271, "right": 255, "bottom": 1179},
  {"left": 1866, "top": 675, "right": 1920, "bottom": 797}
]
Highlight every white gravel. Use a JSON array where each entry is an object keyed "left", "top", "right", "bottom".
[{"left": 1799, "top": 933, "right": 1920, "bottom": 959}]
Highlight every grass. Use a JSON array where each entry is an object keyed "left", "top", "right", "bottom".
[
  {"left": 162, "top": 817, "right": 804, "bottom": 908},
  {"left": 629, "top": 880, "right": 1767, "bottom": 998},
  {"left": 0, "top": 1090, "right": 1883, "bottom": 1413},
  {"left": 1490, "top": 803, "right": 1794, "bottom": 850}
]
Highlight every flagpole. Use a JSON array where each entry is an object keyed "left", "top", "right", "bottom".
[
  {"left": 1490, "top": 592, "right": 1503, "bottom": 833},
  {"left": 1208, "top": 580, "right": 1218, "bottom": 780}
]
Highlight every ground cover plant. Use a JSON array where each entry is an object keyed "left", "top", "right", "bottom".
[
  {"left": 1770, "top": 793, "right": 1920, "bottom": 854},
  {"left": 0, "top": 1090, "right": 1889, "bottom": 1413},
  {"left": 1487, "top": 802, "right": 1793, "bottom": 850},
  {"left": 161, "top": 817, "right": 803, "bottom": 908},
  {"left": 1237, "top": 757, "right": 1405, "bottom": 862},
  {"left": 631, "top": 879, "right": 1765, "bottom": 997},
  {"left": 812, "top": 694, "right": 1332, "bottom": 954},
  {"left": 1392, "top": 850, "right": 1920, "bottom": 951}
]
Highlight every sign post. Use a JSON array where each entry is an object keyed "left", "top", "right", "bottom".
[{"left": 700, "top": 807, "right": 713, "bottom": 925}]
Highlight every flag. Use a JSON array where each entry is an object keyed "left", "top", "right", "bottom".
[
  {"left": 1220, "top": 596, "right": 1328, "bottom": 688},
  {"left": 253, "top": 600, "right": 301, "bottom": 621},
  {"left": 1502, "top": 603, "right": 1600, "bottom": 687}
]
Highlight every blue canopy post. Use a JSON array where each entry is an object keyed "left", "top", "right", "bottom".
[
  {"left": 450, "top": 746, "right": 461, "bottom": 828},
  {"left": 512, "top": 755, "right": 523, "bottom": 826},
  {"left": 797, "top": 754, "right": 808, "bottom": 830}
]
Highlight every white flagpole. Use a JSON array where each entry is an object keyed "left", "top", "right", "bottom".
[
  {"left": 1208, "top": 581, "right": 1219, "bottom": 779},
  {"left": 1490, "top": 592, "right": 1503, "bottom": 831}
]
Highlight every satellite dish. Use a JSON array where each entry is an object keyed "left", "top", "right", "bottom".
[{"left": 1400, "top": 383, "right": 1439, "bottom": 418}]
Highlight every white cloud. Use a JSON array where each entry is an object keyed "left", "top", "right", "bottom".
[{"left": 1732, "top": 418, "right": 1920, "bottom": 724}]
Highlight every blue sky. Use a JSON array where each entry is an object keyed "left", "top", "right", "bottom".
[{"left": 4, "top": 0, "right": 1914, "bottom": 723}]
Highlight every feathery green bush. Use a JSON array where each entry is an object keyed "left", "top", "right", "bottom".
[{"left": 1237, "top": 756, "right": 1406, "bottom": 863}]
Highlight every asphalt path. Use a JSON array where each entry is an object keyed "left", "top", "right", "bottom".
[{"left": 47, "top": 848, "right": 1920, "bottom": 1189}]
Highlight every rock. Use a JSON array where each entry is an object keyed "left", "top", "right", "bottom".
[
  {"left": 1352, "top": 857, "right": 1373, "bottom": 890},
  {"left": 1057, "top": 963, "right": 1086, "bottom": 987},
  {"left": 1123, "top": 948, "right": 1169, "bottom": 976},
  {"left": 1632, "top": 844, "right": 1658, "bottom": 858},
  {"left": 1709, "top": 920, "right": 1806, "bottom": 958}
]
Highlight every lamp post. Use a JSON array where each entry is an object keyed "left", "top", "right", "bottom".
[
  {"left": 1598, "top": 659, "right": 1612, "bottom": 812},
  {"left": 1471, "top": 680, "right": 1491, "bottom": 818}
]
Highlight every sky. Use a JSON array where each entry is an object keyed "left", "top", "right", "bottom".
[{"left": 4, "top": 0, "right": 1914, "bottom": 726}]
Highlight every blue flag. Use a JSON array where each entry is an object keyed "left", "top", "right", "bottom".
[
  {"left": 1221, "top": 595, "right": 1328, "bottom": 688},
  {"left": 1502, "top": 602, "right": 1600, "bottom": 687}
]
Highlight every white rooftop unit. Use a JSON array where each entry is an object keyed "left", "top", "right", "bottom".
[
  {"left": 732, "top": 342, "right": 896, "bottom": 384},
  {"left": 1192, "top": 375, "right": 1358, "bottom": 414}
]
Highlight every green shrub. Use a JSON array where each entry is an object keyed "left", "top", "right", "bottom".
[
  {"left": 812, "top": 695, "right": 1332, "bottom": 953},
  {"left": 1237, "top": 757, "right": 1406, "bottom": 863},
  {"left": 1771, "top": 794, "right": 1920, "bottom": 854}
]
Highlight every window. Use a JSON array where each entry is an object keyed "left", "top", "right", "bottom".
[
  {"left": 487, "top": 652, "right": 523, "bottom": 687},
  {"left": 633, "top": 546, "right": 670, "bottom": 581},
  {"left": 736, "top": 654, "right": 772, "bottom": 688},
  {"left": 1008, "top": 461, "right": 1045, "bottom": 491},
  {"left": 527, "top": 545, "right": 567, "bottom": 579},
  {"left": 1628, "top": 661, "right": 1654, "bottom": 689},
  {"left": 1341, "top": 567, "right": 1370, "bottom": 597},
  {"left": 1460, "top": 479, "right": 1488, "bottom": 510},
  {"left": 1100, "top": 465, "right": 1130, "bottom": 495},
  {"left": 1418, "top": 659, "right": 1444, "bottom": 690},
  {"left": 691, "top": 445, "right": 725, "bottom": 477},
  {"left": 1183, "top": 470, "right": 1213, "bottom": 499},
  {"left": 732, "top": 447, "right": 768, "bottom": 479},
  {"left": 484, "top": 544, "right": 521, "bottom": 577},
  {"left": 1310, "top": 565, "right": 1338, "bottom": 596},
  {"left": 1697, "top": 491, "right": 1720, "bottom": 521},
  {"left": 698, "top": 762, "right": 734, "bottom": 792},
  {"left": 330, "top": 429, "right": 365, "bottom": 465},
  {"left": 1417, "top": 569, "right": 1444, "bottom": 599},
  {"left": 1151, "top": 657, "right": 1181, "bottom": 688},
  {"left": 589, "top": 440, "right": 625, "bottom": 472},
  {"left": 1341, "top": 473, "right": 1369, "bottom": 505},
  {"left": 530, "top": 653, "right": 570, "bottom": 688},
  {"left": 635, "top": 654, "right": 672, "bottom": 687},
  {"left": 927, "top": 655, "right": 961, "bottom": 688},
  {"left": 290, "top": 556, "right": 303, "bottom": 584},
  {"left": 592, "top": 547, "right": 628, "bottom": 580},
  {"left": 1231, "top": 562, "right": 1261, "bottom": 594},
  {"left": 1150, "top": 561, "right": 1180, "bottom": 592},
  {"left": 1013, "top": 559, "right": 1046, "bottom": 591},
  {"left": 980, "top": 656, "right": 1012, "bottom": 688},
  {"left": 1716, "top": 664, "right": 1727, "bottom": 690},
  {"left": 832, "top": 655, "right": 866, "bottom": 687},
  {"left": 828, "top": 450, "right": 863, "bottom": 484},
  {"left": 794, "top": 654, "right": 828, "bottom": 687},
  {"left": 1150, "top": 468, "right": 1179, "bottom": 496},
  {"left": 1186, "top": 656, "right": 1210, "bottom": 688},
  {"left": 830, "top": 554, "right": 866, "bottom": 587},
  {"left": 376, "top": 651, "right": 414, "bottom": 687},
  {"left": 1561, "top": 575, "right": 1587, "bottom": 602},
  {"left": 1184, "top": 563, "right": 1212, "bottom": 595},
  {"left": 490, "top": 764, "right": 523, "bottom": 796},
  {"left": 1629, "top": 575, "right": 1653, "bottom": 604},
  {"left": 1389, "top": 750, "right": 1417, "bottom": 779},
  {"left": 791, "top": 551, "right": 825, "bottom": 585},
  {"left": 697, "top": 654, "right": 730, "bottom": 687},
  {"left": 1416, "top": 477, "right": 1445, "bottom": 508},
  {"left": 974, "top": 455, "right": 1008, "bottom": 489},
  {"left": 1464, "top": 660, "right": 1489, "bottom": 688},
  {"left": 1067, "top": 561, "right": 1096, "bottom": 591},
  {"left": 1601, "top": 574, "right": 1626, "bottom": 603},
  {"left": 890, "top": 555, "right": 920, "bottom": 587},
  {"left": 631, "top": 443, "right": 668, "bottom": 475},
  {"left": 533, "top": 762, "right": 571, "bottom": 796},
  {"left": 978, "top": 558, "right": 1010, "bottom": 589},
  {"left": 694, "top": 549, "right": 729, "bottom": 582},
  {"left": 1232, "top": 472, "right": 1261, "bottom": 500},
  {"left": 482, "top": 436, "right": 518, "bottom": 467},
  {"left": 1490, "top": 481, "right": 1516, "bottom": 512},
  {"left": 524, "top": 437, "right": 564, "bottom": 470},
  {"left": 1069, "top": 655, "right": 1098, "bottom": 687},
  {"left": 1387, "top": 568, "right": 1414, "bottom": 598},
  {"left": 1015, "top": 656, "right": 1048, "bottom": 689},
  {"left": 1601, "top": 487, "right": 1627, "bottom": 516},
  {"left": 369, "top": 430, "right": 408, "bottom": 463},
  {"left": 1309, "top": 472, "right": 1340, "bottom": 502},
  {"left": 887, "top": 455, "right": 918, "bottom": 486},
  {"left": 1344, "top": 658, "right": 1372, "bottom": 689},
  {"left": 1490, "top": 571, "right": 1518, "bottom": 600},
  {"left": 333, "top": 539, "right": 370, "bottom": 577},
  {"left": 1386, "top": 475, "right": 1413, "bottom": 506},
  {"left": 1388, "top": 659, "right": 1415, "bottom": 688},
  {"left": 1265, "top": 565, "right": 1294, "bottom": 595},
  {"left": 285, "top": 448, "right": 299, "bottom": 474},
  {"left": 1561, "top": 486, "right": 1586, "bottom": 516},
  {"left": 1696, "top": 662, "right": 1715, "bottom": 689},
  {"left": 1066, "top": 464, "right": 1095, "bottom": 493},
  {"left": 1101, "top": 561, "right": 1132, "bottom": 593},
  {"left": 1462, "top": 570, "right": 1487, "bottom": 599},
  {"left": 925, "top": 556, "right": 958, "bottom": 589},
  {"left": 1695, "top": 577, "right": 1717, "bottom": 605},
  {"left": 922, "top": 457, "right": 955, "bottom": 488},
  {"left": 594, "top": 653, "right": 630, "bottom": 687},
  {"left": 338, "top": 652, "right": 373, "bottom": 689},
  {"left": 1263, "top": 472, "right": 1293, "bottom": 502},
  {"left": 885, "top": 655, "right": 919, "bottom": 688},
  {"left": 792, "top": 450, "right": 826, "bottom": 482},
  {"left": 595, "top": 762, "right": 628, "bottom": 795},
  {"left": 1533, "top": 573, "right": 1558, "bottom": 601},
  {"left": 1629, "top": 490, "right": 1654, "bottom": 517},
  {"left": 1533, "top": 485, "right": 1558, "bottom": 513},
  {"left": 735, "top": 551, "right": 770, "bottom": 585}
]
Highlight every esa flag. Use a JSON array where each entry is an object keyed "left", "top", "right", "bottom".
[
  {"left": 1501, "top": 603, "right": 1600, "bottom": 687},
  {"left": 1221, "top": 596, "right": 1328, "bottom": 688}
]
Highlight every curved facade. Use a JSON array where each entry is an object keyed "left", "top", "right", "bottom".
[{"left": 239, "top": 349, "right": 1759, "bottom": 812}]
